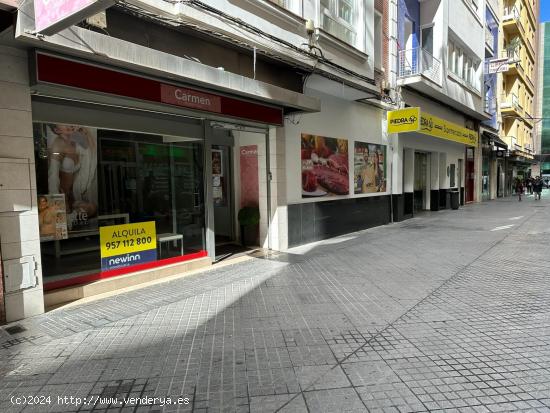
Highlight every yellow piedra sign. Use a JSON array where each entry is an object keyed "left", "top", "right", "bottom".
[{"left": 387, "top": 107, "right": 479, "bottom": 147}]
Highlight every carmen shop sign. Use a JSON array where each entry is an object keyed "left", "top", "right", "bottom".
[
  {"left": 33, "top": 0, "right": 115, "bottom": 35},
  {"left": 160, "top": 84, "right": 222, "bottom": 112},
  {"left": 33, "top": 53, "right": 283, "bottom": 125}
]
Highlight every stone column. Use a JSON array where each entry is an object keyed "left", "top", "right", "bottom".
[{"left": 0, "top": 45, "right": 45, "bottom": 321}]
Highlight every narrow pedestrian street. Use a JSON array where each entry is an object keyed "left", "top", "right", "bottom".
[{"left": 2, "top": 193, "right": 550, "bottom": 413}]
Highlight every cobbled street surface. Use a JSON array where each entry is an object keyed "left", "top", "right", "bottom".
[{"left": 2, "top": 192, "right": 550, "bottom": 413}]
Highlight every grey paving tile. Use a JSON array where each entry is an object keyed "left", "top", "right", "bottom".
[{"left": 2, "top": 196, "right": 550, "bottom": 412}]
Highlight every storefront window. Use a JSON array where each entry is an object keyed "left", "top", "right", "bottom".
[
  {"left": 482, "top": 155, "right": 490, "bottom": 200},
  {"left": 34, "top": 123, "right": 205, "bottom": 286}
]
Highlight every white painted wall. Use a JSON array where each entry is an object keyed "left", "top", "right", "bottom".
[
  {"left": 399, "top": 0, "right": 486, "bottom": 116},
  {"left": 284, "top": 89, "right": 390, "bottom": 204},
  {"left": 139, "top": 0, "right": 378, "bottom": 91},
  {"left": 448, "top": 1, "right": 485, "bottom": 59},
  {"left": 445, "top": 0, "right": 485, "bottom": 113},
  {"left": 398, "top": 133, "right": 465, "bottom": 191}
]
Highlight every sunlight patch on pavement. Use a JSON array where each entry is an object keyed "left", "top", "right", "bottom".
[{"left": 491, "top": 224, "right": 515, "bottom": 231}]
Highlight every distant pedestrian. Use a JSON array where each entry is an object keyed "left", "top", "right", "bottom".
[
  {"left": 534, "top": 176, "right": 543, "bottom": 200},
  {"left": 515, "top": 178, "right": 524, "bottom": 201},
  {"left": 526, "top": 178, "right": 533, "bottom": 195}
]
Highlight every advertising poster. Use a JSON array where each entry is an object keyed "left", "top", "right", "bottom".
[
  {"left": 354, "top": 142, "right": 387, "bottom": 194},
  {"left": 240, "top": 145, "right": 259, "bottom": 207},
  {"left": 212, "top": 149, "right": 223, "bottom": 176},
  {"left": 212, "top": 149, "right": 225, "bottom": 206},
  {"left": 100, "top": 221, "right": 157, "bottom": 271},
  {"left": 301, "top": 134, "right": 349, "bottom": 198},
  {"left": 38, "top": 123, "right": 98, "bottom": 239},
  {"left": 38, "top": 194, "right": 68, "bottom": 241}
]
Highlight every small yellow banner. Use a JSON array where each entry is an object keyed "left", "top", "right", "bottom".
[
  {"left": 387, "top": 108, "right": 479, "bottom": 147},
  {"left": 100, "top": 221, "right": 157, "bottom": 259},
  {"left": 420, "top": 113, "right": 479, "bottom": 147},
  {"left": 387, "top": 107, "right": 420, "bottom": 134}
]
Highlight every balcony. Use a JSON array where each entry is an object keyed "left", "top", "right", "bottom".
[
  {"left": 502, "top": 48, "right": 523, "bottom": 76},
  {"left": 398, "top": 47, "right": 442, "bottom": 85},
  {"left": 502, "top": 6, "right": 523, "bottom": 35},
  {"left": 500, "top": 92, "right": 522, "bottom": 116},
  {"left": 501, "top": 49, "right": 535, "bottom": 94}
]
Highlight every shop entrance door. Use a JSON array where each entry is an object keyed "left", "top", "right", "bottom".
[
  {"left": 458, "top": 159, "right": 463, "bottom": 204},
  {"left": 212, "top": 145, "right": 234, "bottom": 245},
  {"left": 414, "top": 152, "right": 428, "bottom": 213},
  {"left": 465, "top": 148, "right": 475, "bottom": 203},
  {"left": 207, "top": 123, "right": 270, "bottom": 261}
]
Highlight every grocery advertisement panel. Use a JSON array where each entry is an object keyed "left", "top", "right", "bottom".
[
  {"left": 301, "top": 134, "right": 349, "bottom": 198},
  {"left": 354, "top": 142, "right": 387, "bottom": 194}
]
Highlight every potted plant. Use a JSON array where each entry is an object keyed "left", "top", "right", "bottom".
[{"left": 238, "top": 206, "right": 260, "bottom": 247}]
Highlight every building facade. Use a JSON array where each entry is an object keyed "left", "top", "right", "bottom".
[
  {"left": 392, "top": 0, "right": 487, "bottom": 218},
  {"left": 499, "top": 0, "right": 539, "bottom": 190},
  {"left": 537, "top": 22, "right": 550, "bottom": 181},
  {"left": 0, "top": 0, "right": 394, "bottom": 321},
  {"left": 480, "top": 0, "right": 507, "bottom": 201},
  {"left": 0, "top": 0, "right": 541, "bottom": 323}
]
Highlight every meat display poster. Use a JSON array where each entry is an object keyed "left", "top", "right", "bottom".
[
  {"left": 354, "top": 142, "right": 387, "bottom": 194},
  {"left": 301, "top": 134, "right": 349, "bottom": 198}
]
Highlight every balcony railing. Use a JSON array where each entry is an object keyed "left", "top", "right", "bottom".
[
  {"left": 503, "top": 48, "right": 520, "bottom": 64},
  {"left": 503, "top": 5, "right": 520, "bottom": 22},
  {"left": 398, "top": 47, "right": 442, "bottom": 85},
  {"left": 501, "top": 93, "right": 521, "bottom": 111}
]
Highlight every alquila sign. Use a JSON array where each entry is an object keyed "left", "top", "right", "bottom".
[{"left": 387, "top": 107, "right": 479, "bottom": 147}]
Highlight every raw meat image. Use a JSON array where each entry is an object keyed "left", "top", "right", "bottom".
[{"left": 301, "top": 134, "right": 349, "bottom": 197}]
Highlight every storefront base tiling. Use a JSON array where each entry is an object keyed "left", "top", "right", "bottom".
[
  {"left": 44, "top": 254, "right": 211, "bottom": 308},
  {"left": 287, "top": 196, "right": 391, "bottom": 248}
]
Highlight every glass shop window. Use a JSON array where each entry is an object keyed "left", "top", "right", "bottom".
[{"left": 34, "top": 123, "right": 206, "bottom": 286}]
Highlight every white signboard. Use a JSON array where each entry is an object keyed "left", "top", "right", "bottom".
[
  {"left": 34, "top": 0, "right": 114, "bottom": 35},
  {"left": 487, "top": 58, "right": 510, "bottom": 74}
]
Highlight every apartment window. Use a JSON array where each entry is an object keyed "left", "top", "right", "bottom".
[
  {"left": 374, "top": 11, "right": 383, "bottom": 69},
  {"left": 320, "top": 0, "right": 358, "bottom": 46},
  {"left": 448, "top": 40, "right": 480, "bottom": 91},
  {"left": 453, "top": 45, "right": 460, "bottom": 76},
  {"left": 268, "top": 0, "right": 302, "bottom": 14},
  {"left": 466, "top": 58, "right": 473, "bottom": 84},
  {"left": 421, "top": 25, "right": 434, "bottom": 55},
  {"left": 448, "top": 43, "right": 455, "bottom": 74}
]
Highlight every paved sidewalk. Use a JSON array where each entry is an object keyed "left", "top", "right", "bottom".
[{"left": 1, "top": 192, "right": 550, "bottom": 412}]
